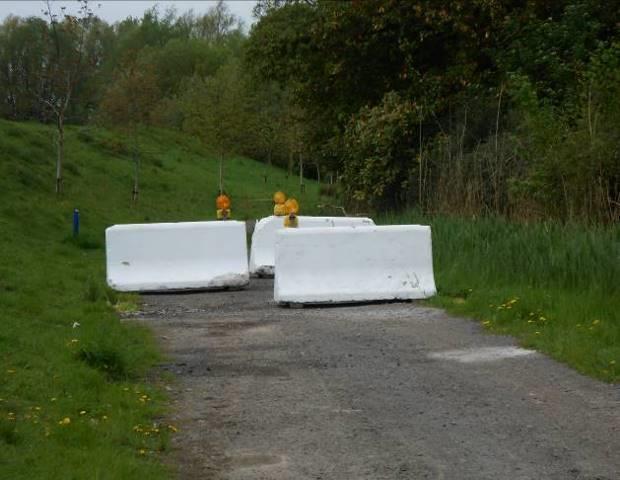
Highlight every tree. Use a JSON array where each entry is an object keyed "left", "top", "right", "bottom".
[
  {"left": 193, "top": 0, "right": 241, "bottom": 42},
  {"left": 180, "top": 61, "right": 250, "bottom": 193},
  {"left": 40, "top": 0, "right": 95, "bottom": 194},
  {"left": 99, "top": 57, "right": 160, "bottom": 201},
  {"left": 0, "top": 16, "right": 48, "bottom": 120}
]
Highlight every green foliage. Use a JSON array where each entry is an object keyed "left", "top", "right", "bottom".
[
  {"left": 381, "top": 211, "right": 620, "bottom": 382},
  {"left": 180, "top": 61, "right": 250, "bottom": 156},
  {"left": 505, "top": 42, "right": 620, "bottom": 222},
  {"left": 245, "top": 0, "right": 620, "bottom": 221},
  {"left": 343, "top": 92, "right": 420, "bottom": 210}
]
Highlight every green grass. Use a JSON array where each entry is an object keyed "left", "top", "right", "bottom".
[
  {"left": 0, "top": 119, "right": 322, "bottom": 478},
  {"left": 381, "top": 212, "right": 620, "bottom": 383}
]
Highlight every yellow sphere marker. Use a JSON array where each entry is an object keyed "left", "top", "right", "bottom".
[
  {"left": 273, "top": 191, "right": 287, "bottom": 216},
  {"left": 284, "top": 197, "right": 299, "bottom": 228}
]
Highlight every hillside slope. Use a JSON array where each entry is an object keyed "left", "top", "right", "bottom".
[{"left": 0, "top": 119, "right": 321, "bottom": 478}]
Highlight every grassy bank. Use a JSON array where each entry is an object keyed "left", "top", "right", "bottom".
[
  {"left": 381, "top": 212, "right": 619, "bottom": 383},
  {"left": 0, "top": 119, "right": 321, "bottom": 478}
]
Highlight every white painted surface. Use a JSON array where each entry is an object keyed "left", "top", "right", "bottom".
[
  {"left": 428, "top": 346, "right": 536, "bottom": 363},
  {"left": 249, "top": 216, "right": 375, "bottom": 276},
  {"left": 106, "top": 221, "right": 249, "bottom": 292},
  {"left": 274, "top": 225, "right": 436, "bottom": 304}
]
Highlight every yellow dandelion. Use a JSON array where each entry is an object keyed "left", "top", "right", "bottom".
[
  {"left": 139, "top": 449, "right": 146, "bottom": 455},
  {"left": 58, "top": 417, "right": 71, "bottom": 426}
]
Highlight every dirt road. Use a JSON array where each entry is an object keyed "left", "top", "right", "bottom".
[{"left": 138, "top": 279, "right": 619, "bottom": 480}]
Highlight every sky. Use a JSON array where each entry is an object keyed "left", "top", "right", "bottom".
[{"left": 0, "top": 1, "right": 257, "bottom": 28}]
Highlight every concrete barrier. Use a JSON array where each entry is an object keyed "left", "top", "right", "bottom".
[
  {"left": 249, "top": 215, "right": 375, "bottom": 277},
  {"left": 106, "top": 221, "right": 249, "bottom": 292},
  {"left": 274, "top": 225, "right": 436, "bottom": 304}
]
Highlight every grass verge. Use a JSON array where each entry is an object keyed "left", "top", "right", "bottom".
[
  {"left": 381, "top": 212, "right": 619, "bottom": 383},
  {"left": 0, "top": 119, "right": 322, "bottom": 477}
]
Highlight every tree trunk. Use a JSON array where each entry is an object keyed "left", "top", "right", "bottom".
[
  {"left": 418, "top": 114, "right": 423, "bottom": 209},
  {"left": 288, "top": 150, "right": 293, "bottom": 177},
  {"left": 299, "top": 152, "right": 304, "bottom": 193},
  {"left": 219, "top": 151, "right": 223, "bottom": 194},
  {"left": 56, "top": 113, "right": 64, "bottom": 195},
  {"left": 132, "top": 143, "right": 140, "bottom": 203}
]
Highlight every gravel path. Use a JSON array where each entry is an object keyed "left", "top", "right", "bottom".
[{"left": 136, "top": 279, "right": 619, "bottom": 480}]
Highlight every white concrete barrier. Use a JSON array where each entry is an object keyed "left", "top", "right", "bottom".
[
  {"left": 274, "top": 225, "right": 436, "bottom": 304},
  {"left": 249, "top": 216, "right": 375, "bottom": 276},
  {"left": 106, "top": 221, "right": 249, "bottom": 292}
]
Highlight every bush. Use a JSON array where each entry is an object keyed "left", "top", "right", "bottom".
[{"left": 343, "top": 92, "right": 420, "bottom": 211}]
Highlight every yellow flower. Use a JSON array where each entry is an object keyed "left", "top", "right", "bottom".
[
  {"left": 59, "top": 417, "right": 71, "bottom": 426},
  {"left": 139, "top": 449, "right": 146, "bottom": 455},
  {"left": 102, "top": 415, "right": 108, "bottom": 421}
]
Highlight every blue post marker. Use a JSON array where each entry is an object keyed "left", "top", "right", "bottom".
[{"left": 73, "top": 208, "right": 80, "bottom": 237}]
